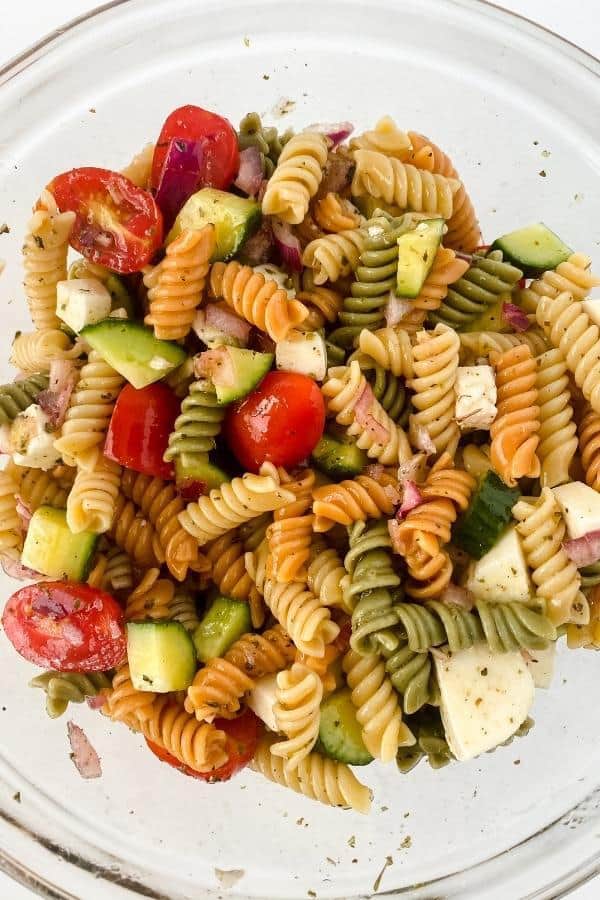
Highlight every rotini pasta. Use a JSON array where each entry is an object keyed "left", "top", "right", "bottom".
[
  {"left": 271, "top": 662, "right": 323, "bottom": 771},
  {"left": 103, "top": 664, "right": 157, "bottom": 728},
  {"left": 396, "top": 707, "right": 453, "bottom": 773},
  {"left": 109, "top": 493, "right": 161, "bottom": 569},
  {"left": 170, "top": 583, "right": 200, "bottom": 633},
  {"left": 204, "top": 530, "right": 264, "bottom": 628},
  {"left": 408, "top": 323, "right": 461, "bottom": 458},
  {"left": 313, "top": 192, "right": 362, "bottom": 233},
  {"left": 267, "top": 468, "right": 315, "bottom": 583},
  {"left": 567, "top": 585, "right": 600, "bottom": 650},
  {"left": 66, "top": 456, "right": 121, "bottom": 534},
  {"left": 489, "top": 344, "right": 541, "bottom": 486},
  {"left": 350, "top": 353, "right": 408, "bottom": 423},
  {"left": 519, "top": 252, "right": 600, "bottom": 314},
  {"left": 358, "top": 326, "right": 413, "bottom": 378},
  {"left": 30, "top": 671, "right": 111, "bottom": 719},
  {"left": 535, "top": 348, "right": 577, "bottom": 487},
  {"left": 262, "top": 131, "right": 329, "bottom": 224},
  {"left": 302, "top": 226, "right": 371, "bottom": 286},
  {"left": 307, "top": 538, "right": 347, "bottom": 610},
  {"left": 125, "top": 567, "right": 175, "bottom": 622},
  {"left": 579, "top": 407, "right": 600, "bottom": 491},
  {"left": 312, "top": 473, "right": 399, "bottom": 532},
  {"left": 238, "top": 111, "right": 292, "bottom": 178},
  {"left": 297, "top": 284, "right": 344, "bottom": 330},
  {"left": 22, "top": 190, "right": 75, "bottom": 330},
  {"left": 350, "top": 116, "right": 412, "bottom": 158},
  {"left": 163, "top": 379, "right": 226, "bottom": 472},
  {"left": 138, "top": 695, "right": 229, "bottom": 774},
  {"left": 6, "top": 462, "right": 69, "bottom": 511},
  {"left": 0, "top": 374, "right": 48, "bottom": 424},
  {"left": 11, "top": 329, "right": 81, "bottom": 375},
  {"left": 381, "top": 640, "right": 437, "bottom": 715},
  {"left": 0, "top": 469, "right": 23, "bottom": 559},
  {"left": 459, "top": 328, "right": 549, "bottom": 362}
]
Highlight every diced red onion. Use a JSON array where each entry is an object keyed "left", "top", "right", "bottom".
[
  {"left": 353, "top": 383, "right": 389, "bottom": 444},
  {"left": 205, "top": 303, "right": 251, "bottom": 343},
  {"left": 502, "top": 302, "right": 530, "bottom": 333},
  {"left": 0, "top": 554, "right": 48, "bottom": 581},
  {"left": 307, "top": 121, "right": 354, "bottom": 147},
  {"left": 398, "top": 454, "right": 426, "bottom": 484},
  {"left": 154, "top": 137, "right": 206, "bottom": 231},
  {"left": 234, "top": 147, "right": 264, "bottom": 197},
  {"left": 272, "top": 219, "right": 303, "bottom": 272},
  {"left": 36, "top": 359, "right": 78, "bottom": 429},
  {"left": 67, "top": 721, "right": 102, "bottom": 779},
  {"left": 87, "top": 694, "right": 107, "bottom": 711},
  {"left": 439, "top": 583, "right": 474, "bottom": 610},
  {"left": 385, "top": 291, "right": 413, "bottom": 326},
  {"left": 396, "top": 480, "right": 424, "bottom": 519},
  {"left": 412, "top": 424, "right": 436, "bottom": 456},
  {"left": 563, "top": 530, "right": 600, "bottom": 567},
  {"left": 194, "top": 347, "right": 235, "bottom": 387}
]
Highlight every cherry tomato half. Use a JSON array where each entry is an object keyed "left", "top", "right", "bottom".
[
  {"left": 150, "top": 105, "right": 239, "bottom": 192},
  {"left": 104, "top": 382, "right": 180, "bottom": 479},
  {"left": 146, "top": 708, "right": 262, "bottom": 783},
  {"left": 224, "top": 372, "right": 325, "bottom": 472},
  {"left": 2, "top": 581, "right": 126, "bottom": 672},
  {"left": 48, "top": 167, "right": 163, "bottom": 274}
]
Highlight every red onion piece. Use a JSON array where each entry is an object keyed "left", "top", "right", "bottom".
[
  {"left": 205, "top": 303, "right": 251, "bottom": 343},
  {"left": 396, "top": 480, "right": 424, "bottom": 519},
  {"left": 87, "top": 694, "right": 107, "bottom": 711},
  {"left": 398, "top": 454, "right": 426, "bottom": 484},
  {"left": 307, "top": 121, "right": 354, "bottom": 147},
  {"left": 412, "top": 424, "right": 436, "bottom": 456},
  {"left": 0, "top": 554, "right": 50, "bottom": 582},
  {"left": 194, "top": 347, "right": 236, "bottom": 387},
  {"left": 353, "top": 383, "right": 390, "bottom": 444},
  {"left": 439, "top": 583, "right": 474, "bottom": 610},
  {"left": 502, "top": 302, "right": 530, "bottom": 332},
  {"left": 154, "top": 138, "right": 206, "bottom": 231},
  {"left": 234, "top": 147, "right": 264, "bottom": 197},
  {"left": 563, "top": 530, "right": 600, "bottom": 567},
  {"left": 385, "top": 291, "right": 413, "bottom": 326},
  {"left": 36, "top": 359, "right": 78, "bottom": 429},
  {"left": 67, "top": 721, "right": 102, "bottom": 779},
  {"left": 272, "top": 220, "right": 303, "bottom": 272}
]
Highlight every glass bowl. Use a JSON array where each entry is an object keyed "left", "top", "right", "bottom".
[{"left": 1, "top": 1, "right": 600, "bottom": 897}]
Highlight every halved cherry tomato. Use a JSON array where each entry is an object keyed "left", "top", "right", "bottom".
[
  {"left": 2, "top": 581, "right": 126, "bottom": 672},
  {"left": 145, "top": 708, "right": 262, "bottom": 783},
  {"left": 150, "top": 105, "right": 239, "bottom": 192},
  {"left": 224, "top": 372, "right": 325, "bottom": 472},
  {"left": 48, "top": 167, "right": 163, "bottom": 274},
  {"left": 104, "top": 382, "right": 180, "bottom": 479}
]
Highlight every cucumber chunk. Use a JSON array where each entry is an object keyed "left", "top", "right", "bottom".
[
  {"left": 127, "top": 621, "right": 196, "bottom": 692},
  {"left": 396, "top": 218, "right": 444, "bottom": 298},
  {"left": 311, "top": 433, "right": 367, "bottom": 479},
  {"left": 167, "top": 188, "right": 261, "bottom": 261},
  {"left": 319, "top": 688, "right": 374, "bottom": 765},
  {"left": 462, "top": 296, "right": 511, "bottom": 334},
  {"left": 80, "top": 319, "right": 187, "bottom": 389},
  {"left": 454, "top": 470, "right": 520, "bottom": 559},
  {"left": 209, "top": 347, "right": 273, "bottom": 405},
  {"left": 175, "top": 456, "right": 231, "bottom": 494},
  {"left": 193, "top": 596, "right": 252, "bottom": 662},
  {"left": 21, "top": 506, "right": 98, "bottom": 581},
  {"left": 491, "top": 223, "right": 572, "bottom": 276}
]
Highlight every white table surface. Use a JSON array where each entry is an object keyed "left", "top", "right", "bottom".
[{"left": 1, "top": 1, "right": 600, "bottom": 898}]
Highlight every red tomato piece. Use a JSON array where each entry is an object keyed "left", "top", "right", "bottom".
[
  {"left": 104, "top": 382, "right": 180, "bottom": 479},
  {"left": 47, "top": 167, "right": 163, "bottom": 274},
  {"left": 145, "top": 708, "right": 261, "bottom": 783},
  {"left": 224, "top": 372, "right": 325, "bottom": 472},
  {"left": 2, "top": 581, "right": 126, "bottom": 672},
  {"left": 150, "top": 105, "right": 239, "bottom": 192}
]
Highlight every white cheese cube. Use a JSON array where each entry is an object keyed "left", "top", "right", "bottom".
[
  {"left": 582, "top": 298, "right": 600, "bottom": 328},
  {"left": 11, "top": 405, "right": 61, "bottom": 470},
  {"left": 254, "top": 264, "right": 294, "bottom": 298},
  {"left": 552, "top": 481, "right": 600, "bottom": 539},
  {"left": 455, "top": 365, "right": 497, "bottom": 430},
  {"left": 276, "top": 331, "right": 327, "bottom": 381},
  {"left": 524, "top": 643, "right": 556, "bottom": 689},
  {"left": 465, "top": 525, "right": 532, "bottom": 604},
  {"left": 246, "top": 673, "right": 279, "bottom": 731},
  {"left": 434, "top": 644, "right": 535, "bottom": 761},
  {"left": 56, "top": 278, "right": 112, "bottom": 333}
]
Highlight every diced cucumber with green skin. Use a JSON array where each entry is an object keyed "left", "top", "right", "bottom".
[
  {"left": 80, "top": 320, "right": 187, "bottom": 389},
  {"left": 167, "top": 188, "right": 261, "bottom": 261},
  {"left": 127, "top": 621, "right": 196, "bottom": 692},
  {"left": 491, "top": 223, "right": 572, "bottom": 276},
  {"left": 21, "top": 506, "right": 98, "bottom": 581},
  {"left": 454, "top": 471, "right": 520, "bottom": 559},
  {"left": 212, "top": 347, "right": 273, "bottom": 405},
  {"left": 396, "top": 218, "right": 444, "bottom": 298},
  {"left": 69, "top": 260, "right": 135, "bottom": 318},
  {"left": 311, "top": 433, "right": 368, "bottom": 479},
  {"left": 463, "top": 296, "right": 511, "bottom": 334},
  {"left": 318, "top": 688, "right": 374, "bottom": 765},
  {"left": 175, "top": 455, "right": 231, "bottom": 492},
  {"left": 193, "top": 596, "right": 252, "bottom": 662}
]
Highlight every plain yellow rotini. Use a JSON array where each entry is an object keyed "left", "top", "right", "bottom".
[
  {"left": 358, "top": 326, "right": 414, "bottom": 378},
  {"left": 250, "top": 733, "right": 372, "bottom": 813},
  {"left": 267, "top": 468, "right": 315, "bottom": 583},
  {"left": 0, "top": 469, "right": 23, "bottom": 559},
  {"left": 297, "top": 285, "right": 344, "bottom": 330},
  {"left": 295, "top": 641, "right": 342, "bottom": 694},
  {"left": 302, "top": 227, "right": 369, "bottom": 285},
  {"left": 312, "top": 473, "right": 399, "bottom": 532},
  {"left": 170, "top": 583, "right": 200, "bottom": 632},
  {"left": 408, "top": 323, "right": 461, "bottom": 458},
  {"left": 271, "top": 663, "right": 323, "bottom": 772},
  {"left": 54, "top": 350, "right": 124, "bottom": 471},
  {"left": 204, "top": 530, "right": 264, "bottom": 628},
  {"left": 412, "top": 246, "right": 470, "bottom": 313},
  {"left": 513, "top": 489, "right": 589, "bottom": 627},
  {"left": 322, "top": 360, "right": 412, "bottom": 465},
  {"left": 343, "top": 649, "right": 414, "bottom": 763},
  {"left": 108, "top": 493, "right": 160, "bottom": 569},
  {"left": 22, "top": 190, "right": 75, "bottom": 331},
  {"left": 144, "top": 226, "right": 215, "bottom": 340},
  {"left": 351, "top": 149, "right": 460, "bottom": 220},
  {"left": 179, "top": 464, "right": 295, "bottom": 548},
  {"left": 313, "top": 192, "right": 362, "bottom": 233},
  {"left": 6, "top": 461, "right": 69, "bottom": 511},
  {"left": 350, "top": 116, "right": 412, "bottom": 158},
  {"left": 11, "top": 329, "right": 81, "bottom": 375},
  {"left": 262, "top": 131, "right": 329, "bottom": 224},
  {"left": 535, "top": 348, "right": 578, "bottom": 488},
  {"left": 490, "top": 345, "right": 541, "bottom": 487},
  {"left": 125, "top": 568, "right": 175, "bottom": 622},
  {"left": 579, "top": 407, "right": 600, "bottom": 492},
  {"left": 102, "top": 547, "right": 134, "bottom": 593},
  {"left": 307, "top": 538, "right": 347, "bottom": 610},
  {"left": 120, "top": 143, "right": 155, "bottom": 188},
  {"left": 519, "top": 252, "right": 600, "bottom": 314},
  {"left": 66, "top": 457, "right": 121, "bottom": 534},
  {"left": 459, "top": 329, "right": 549, "bottom": 363},
  {"left": 536, "top": 291, "right": 600, "bottom": 416},
  {"left": 209, "top": 260, "right": 308, "bottom": 341}
]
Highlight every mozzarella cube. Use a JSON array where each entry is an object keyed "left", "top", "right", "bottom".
[
  {"left": 582, "top": 298, "right": 600, "bottom": 328},
  {"left": 11, "top": 405, "right": 61, "bottom": 470},
  {"left": 552, "top": 481, "right": 600, "bottom": 539},
  {"left": 276, "top": 331, "right": 327, "bottom": 381},
  {"left": 246, "top": 673, "right": 279, "bottom": 731},
  {"left": 434, "top": 644, "right": 535, "bottom": 761},
  {"left": 455, "top": 365, "right": 497, "bottom": 430},
  {"left": 465, "top": 525, "right": 532, "bottom": 604},
  {"left": 56, "top": 278, "right": 112, "bottom": 333},
  {"left": 524, "top": 643, "right": 556, "bottom": 689}
]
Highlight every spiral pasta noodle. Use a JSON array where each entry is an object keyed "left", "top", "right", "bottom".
[
  {"left": 307, "top": 539, "right": 347, "bottom": 610},
  {"left": 262, "top": 131, "right": 329, "bottom": 224},
  {"left": 0, "top": 374, "right": 48, "bottom": 424},
  {"left": 579, "top": 407, "right": 600, "bottom": 491},
  {"left": 11, "top": 330, "right": 81, "bottom": 375},
  {"left": 412, "top": 246, "right": 470, "bottom": 315},
  {"left": 138, "top": 695, "right": 229, "bottom": 773},
  {"left": 30, "top": 671, "right": 111, "bottom": 719},
  {"left": 271, "top": 663, "right": 323, "bottom": 771},
  {"left": 170, "top": 583, "right": 199, "bottom": 633},
  {"left": 519, "top": 252, "right": 600, "bottom": 314},
  {"left": 250, "top": 733, "right": 372, "bottom": 813},
  {"left": 313, "top": 193, "right": 362, "bottom": 233},
  {"left": 381, "top": 641, "right": 437, "bottom": 715},
  {"left": 312, "top": 473, "right": 399, "bottom": 532},
  {"left": 0, "top": 469, "right": 23, "bottom": 559},
  {"left": 66, "top": 456, "right": 121, "bottom": 534},
  {"left": 108, "top": 493, "right": 160, "bottom": 569},
  {"left": 302, "top": 226, "right": 370, "bottom": 285},
  {"left": 322, "top": 360, "right": 412, "bottom": 465},
  {"left": 125, "top": 568, "right": 175, "bottom": 622},
  {"left": 144, "top": 226, "right": 215, "bottom": 340},
  {"left": 350, "top": 116, "right": 412, "bottom": 158},
  {"left": 295, "top": 641, "right": 342, "bottom": 694},
  {"left": 297, "top": 284, "right": 343, "bottom": 330},
  {"left": 350, "top": 353, "right": 408, "bottom": 423},
  {"left": 513, "top": 489, "right": 589, "bottom": 627},
  {"left": 204, "top": 530, "right": 264, "bottom": 628},
  {"left": 408, "top": 323, "right": 460, "bottom": 458},
  {"left": 23, "top": 191, "right": 75, "bottom": 331},
  {"left": 489, "top": 344, "right": 541, "bottom": 486},
  {"left": 103, "top": 547, "right": 134, "bottom": 593},
  {"left": 535, "top": 348, "right": 577, "bottom": 488},
  {"left": 163, "top": 379, "right": 226, "bottom": 471},
  {"left": 54, "top": 350, "right": 124, "bottom": 471},
  {"left": 103, "top": 664, "right": 157, "bottom": 728},
  {"left": 238, "top": 112, "right": 292, "bottom": 178},
  {"left": 358, "top": 326, "right": 414, "bottom": 378},
  {"left": 6, "top": 462, "right": 69, "bottom": 511},
  {"left": 209, "top": 260, "right": 308, "bottom": 341},
  {"left": 267, "top": 468, "right": 315, "bottom": 583},
  {"left": 536, "top": 290, "right": 600, "bottom": 416},
  {"left": 459, "top": 329, "right": 549, "bottom": 362},
  {"left": 120, "top": 142, "right": 154, "bottom": 188}
]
